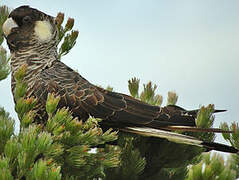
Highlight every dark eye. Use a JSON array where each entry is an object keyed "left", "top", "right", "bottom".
[{"left": 22, "top": 16, "right": 32, "bottom": 24}]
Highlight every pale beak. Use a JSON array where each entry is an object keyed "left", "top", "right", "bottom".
[{"left": 2, "top": 18, "right": 18, "bottom": 37}]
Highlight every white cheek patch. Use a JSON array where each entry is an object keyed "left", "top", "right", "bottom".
[
  {"left": 2, "top": 18, "right": 18, "bottom": 36},
  {"left": 34, "top": 20, "right": 53, "bottom": 42}
]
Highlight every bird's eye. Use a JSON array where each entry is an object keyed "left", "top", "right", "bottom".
[{"left": 22, "top": 16, "right": 32, "bottom": 24}]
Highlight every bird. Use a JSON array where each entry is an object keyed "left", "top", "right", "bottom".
[{"left": 2, "top": 5, "right": 238, "bottom": 154}]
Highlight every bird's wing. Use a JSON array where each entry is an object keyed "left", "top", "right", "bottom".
[
  {"left": 33, "top": 60, "right": 198, "bottom": 128},
  {"left": 33, "top": 60, "right": 231, "bottom": 135}
]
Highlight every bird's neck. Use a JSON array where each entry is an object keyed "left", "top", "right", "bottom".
[
  {"left": 11, "top": 44, "right": 58, "bottom": 71},
  {"left": 10, "top": 44, "right": 58, "bottom": 97}
]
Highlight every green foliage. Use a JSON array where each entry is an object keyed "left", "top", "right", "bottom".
[
  {"left": 0, "top": 61, "right": 120, "bottom": 179},
  {"left": 44, "top": 110, "right": 120, "bottom": 179},
  {"left": 157, "top": 166, "right": 188, "bottom": 180},
  {"left": 14, "top": 64, "right": 28, "bottom": 101},
  {"left": 0, "top": 6, "right": 10, "bottom": 45},
  {"left": 128, "top": 77, "right": 140, "bottom": 98},
  {"left": 196, "top": 105, "right": 215, "bottom": 129},
  {"left": 186, "top": 122, "right": 239, "bottom": 180},
  {"left": 0, "top": 46, "right": 10, "bottom": 81},
  {"left": 0, "top": 9, "right": 119, "bottom": 179},
  {"left": 221, "top": 122, "right": 239, "bottom": 150},
  {"left": 13, "top": 64, "right": 37, "bottom": 124},
  {"left": 106, "top": 85, "right": 113, "bottom": 92},
  {"left": 187, "top": 105, "right": 215, "bottom": 141},
  {"left": 228, "top": 154, "right": 239, "bottom": 179},
  {"left": 105, "top": 134, "right": 146, "bottom": 180},
  {"left": 56, "top": 12, "right": 79, "bottom": 59},
  {"left": 167, "top": 91, "right": 178, "bottom": 105},
  {"left": 140, "top": 81, "right": 160, "bottom": 105},
  {"left": 186, "top": 153, "right": 237, "bottom": 180},
  {"left": 220, "top": 122, "right": 239, "bottom": 179},
  {"left": 0, "top": 6, "right": 10, "bottom": 81},
  {"left": 118, "top": 136, "right": 146, "bottom": 179},
  {"left": 128, "top": 77, "right": 163, "bottom": 106},
  {"left": 0, "top": 108, "right": 15, "bottom": 154},
  {"left": 28, "top": 160, "right": 61, "bottom": 180},
  {"left": 44, "top": 102, "right": 119, "bottom": 179}
]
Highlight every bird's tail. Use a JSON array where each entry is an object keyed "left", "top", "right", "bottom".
[
  {"left": 123, "top": 127, "right": 238, "bottom": 153},
  {"left": 186, "top": 108, "right": 227, "bottom": 117},
  {"left": 161, "top": 126, "right": 233, "bottom": 133}
]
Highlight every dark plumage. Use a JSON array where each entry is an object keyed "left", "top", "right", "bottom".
[{"left": 3, "top": 6, "right": 238, "bottom": 153}]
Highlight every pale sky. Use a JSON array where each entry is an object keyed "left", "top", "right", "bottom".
[{"left": 1, "top": 1, "right": 239, "bottom": 148}]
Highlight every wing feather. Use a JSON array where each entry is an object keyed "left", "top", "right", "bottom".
[{"left": 32, "top": 61, "right": 223, "bottom": 131}]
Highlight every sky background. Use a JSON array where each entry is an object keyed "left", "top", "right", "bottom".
[{"left": 1, "top": 0, "right": 239, "bottom": 153}]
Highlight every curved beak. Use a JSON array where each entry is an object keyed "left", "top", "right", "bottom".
[{"left": 2, "top": 18, "right": 18, "bottom": 37}]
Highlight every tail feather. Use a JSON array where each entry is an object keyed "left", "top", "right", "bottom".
[
  {"left": 123, "top": 127, "right": 238, "bottom": 153},
  {"left": 202, "top": 142, "right": 238, "bottom": 153},
  {"left": 186, "top": 108, "right": 226, "bottom": 118},
  {"left": 214, "top": 109, "right": 227, "bottom": 113},
  {"left": 162, "top": 126, "right": 233, "bottom": 133}
]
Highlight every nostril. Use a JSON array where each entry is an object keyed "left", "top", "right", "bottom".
[{"left": 11, "top": 27, "right": 18, "bottom": 32}]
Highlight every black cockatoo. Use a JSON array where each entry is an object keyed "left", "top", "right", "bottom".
[{"left": 2, "top": 6, "right": 238, "bottom": 156}]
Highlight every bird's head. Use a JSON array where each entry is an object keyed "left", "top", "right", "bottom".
[{"left": 2, "top": 6, "right": 58, "bottom": 52}]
